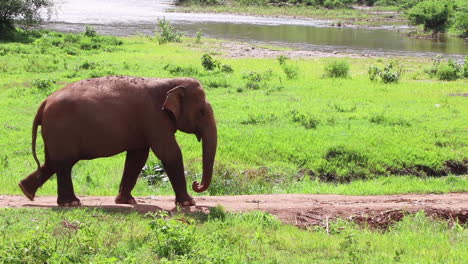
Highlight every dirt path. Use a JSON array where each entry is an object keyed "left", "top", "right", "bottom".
[{"left": 1, "top": 194, "right": 467, "bottom": 228}]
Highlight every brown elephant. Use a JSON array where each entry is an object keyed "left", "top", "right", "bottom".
[{"left": 18, "top": 76, "right": 217, "bottom": 206}]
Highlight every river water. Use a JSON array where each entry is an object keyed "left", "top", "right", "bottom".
[{"left": 44, "top": 0, "right": 467, "bottom": 58}]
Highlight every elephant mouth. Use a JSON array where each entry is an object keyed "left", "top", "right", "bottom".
[{"left": 195, "top": 130, "right": 202, "bottom": 142}]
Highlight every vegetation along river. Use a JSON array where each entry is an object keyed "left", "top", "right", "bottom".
[{"left": 44, "top": 0, "right": 467, "bottom": 58}]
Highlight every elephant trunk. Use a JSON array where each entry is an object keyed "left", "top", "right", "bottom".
[{"left": 192, "top": 107, "right": 217, "bottom": 193}]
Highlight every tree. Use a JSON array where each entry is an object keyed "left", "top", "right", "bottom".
[
  {"left": 407, "top": 0, "right": 453, "bottom": 33},
  {"left": 0, "top": 0, "right": 54, "bottom": 31}
]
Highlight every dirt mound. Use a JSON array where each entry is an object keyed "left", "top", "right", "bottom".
[{"left": 1, "top": 193, "right": 466, "bottom": 228}]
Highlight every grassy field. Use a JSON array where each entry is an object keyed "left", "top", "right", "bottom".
[
  {"left": 0, "top": 29, "right": 467, "bottom": 199},
  {"left": 0, "top": 28, "right": 467, "bottom": 263},
  {"left": 0, "top": 208, "right": 466, "bottom": 263}
]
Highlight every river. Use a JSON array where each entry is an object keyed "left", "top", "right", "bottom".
[{"left": 44, "top": 0, "right": 467, "bottom": 58}]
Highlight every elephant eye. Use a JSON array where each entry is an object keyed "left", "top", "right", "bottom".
[{"left": 199, "top": 109, "right": 205, "bottom": 116}]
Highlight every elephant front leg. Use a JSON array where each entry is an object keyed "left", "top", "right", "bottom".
[
  {"left": 151, "top": 140, "right": 195, "bottom": 206},
  {"left": 115, "top": 148, "right": 149, "bottom": 204}
]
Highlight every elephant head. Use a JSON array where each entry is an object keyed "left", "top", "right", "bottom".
[{"left": 162, "top": 79, "right": 217, "bottom": 193}]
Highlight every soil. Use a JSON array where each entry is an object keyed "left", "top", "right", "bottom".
[{"left": 1, "top": 193, "right": 467, "bottom": 229}]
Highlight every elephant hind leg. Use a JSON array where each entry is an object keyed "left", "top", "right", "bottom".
[
  {"left": 55, "top": 162, "right": 81, "bottom": 206},
  {"left": 19, "top": 164, "right": 55, "bottom": 201},
  {"left": 115, "top": 148, "right": 149, "bottom": 204}
]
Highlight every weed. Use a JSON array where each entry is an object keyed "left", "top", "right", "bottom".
[
  {"left": 289, "top": 110, "right": 320, "bottom": 129},
  {"left": 208, "top": 205, "right": 227, "bottom": 221},
  {"left": 277, "top": 55, "right": 298, "bottom": 79},
  {"left": 31, "top": 78, "right": 56, "bottom": 92},
  {"left": 282, "top": 64, "right": 299, "bottom": 79},
  {"left": 369, "top": 60, "right": 403, "bottom": 83},
  {"left": 195, "top": 30, "right": 203, "bottom": 44},
  {"left": 79, "top": 61, "right": 99, "bottom": 70},
  {"left": 140, "top": 162, "right": 167, "bottom": 187},
  {"left": 206, "top": 78, "right": 230, "bottom": 88},
  {"left": 147, "top": 211, "right": 196, "bottom": 258},
  {"left": 0, "top": 156, "right": 8, "bottom": 168},
  {"left": 220, "top": 63, "right": 233, "bottom": 73},
  {"left": 163, "top": 63, "right": 199, "bottom": 76},
  {"left": 241, "top": 113, "right": 277, "bottom": 125},
  {"left": 277, "top": 55, "right": 288, "bottom": 65},
  {"left": 325, "top": 59, "right": 350, "bottom": 78},
  {"left": 200, "top": 54, "right": 233, "bottom": 73},
  {"left": 156, "top": 18, "right": 183, "bottom": 44}
]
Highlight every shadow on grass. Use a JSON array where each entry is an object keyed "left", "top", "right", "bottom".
[{"left": 22, "top": 203, "right": 216, "bottom": 220}]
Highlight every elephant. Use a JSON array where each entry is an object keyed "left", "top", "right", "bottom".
[{"left": 18, "top": 76, "right": 217, "bottom": 206}]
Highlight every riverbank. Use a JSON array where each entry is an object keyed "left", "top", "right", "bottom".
[{"left": 172, "top": 4, "right": 407, "bottom": 28}]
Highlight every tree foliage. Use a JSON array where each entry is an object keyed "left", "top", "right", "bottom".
[
  {"left": 0, "top": 0, "right": 54, "bottom": 31},
  {"left": 407, "top": 0, "right": 453, "bottom": 32}
]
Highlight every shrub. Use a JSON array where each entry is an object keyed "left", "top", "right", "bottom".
[
  {"left": 407, "top": 0, "right": 453, "bottom": 33},
  {"left": 324, "top": 60, "right": 350, "bottom": 78},
  {"left": 156, "top": 18, "right": 183, "bottom": 44},
  {"left": 200, "top": 53, "right": 234, "bottom": 73}
]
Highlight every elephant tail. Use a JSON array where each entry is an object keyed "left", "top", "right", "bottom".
[{"left": 32, "top": 101, "right": 46, "bottom": 170}]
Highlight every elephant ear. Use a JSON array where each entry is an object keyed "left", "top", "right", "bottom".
[{"left": 162, "top": 86, "right": 185, "bottom": 121}]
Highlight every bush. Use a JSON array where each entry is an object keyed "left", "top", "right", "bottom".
[
  {"left": 32, "top": 78, "right": 55, "bottom": 92},
  {"left": 426, "top": 57, "right": 464, "bottom": 81},
  {"left": 407, "top": 0, "right": 453, "bottom": 33},
  {"left": 324, "top": 60, "right": 350, "bottom": 78},
  {"left": 436, "top": 63, "right": 458, "bottom": 81},
  {"left": 201, "top": 53, "right": 233, "bottom": 73},
  {"left": 0, "top": 0, "right": 54, "bottom": 31},
  {"left": 368, "top": 60, "right": 403, "bottom": 83},
  {"left": 84, "top": 26, "right": 97, "bottom": 37},
  {"left": 156, "top": 18, "right": 183, "bottom": 44}
]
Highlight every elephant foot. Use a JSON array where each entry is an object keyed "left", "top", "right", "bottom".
[
  {"left": 115, "top": 194, "right": 137, "bottom": 204},
  {"left": 18, "top": 181, "right": 36, "bottom": 201},
  {"left": 57, "top": 197, "right": 81, "bottom": 207},
  {"left": 175, "top": 197, "right": 196, "bottom": 207}
]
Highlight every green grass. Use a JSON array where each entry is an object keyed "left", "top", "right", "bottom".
[
  {"left": 0, "top": 208, "right": 466, "bottom": 263},
  {"left": 0, "top": 29, "right": 467, "bottom": 198}
]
